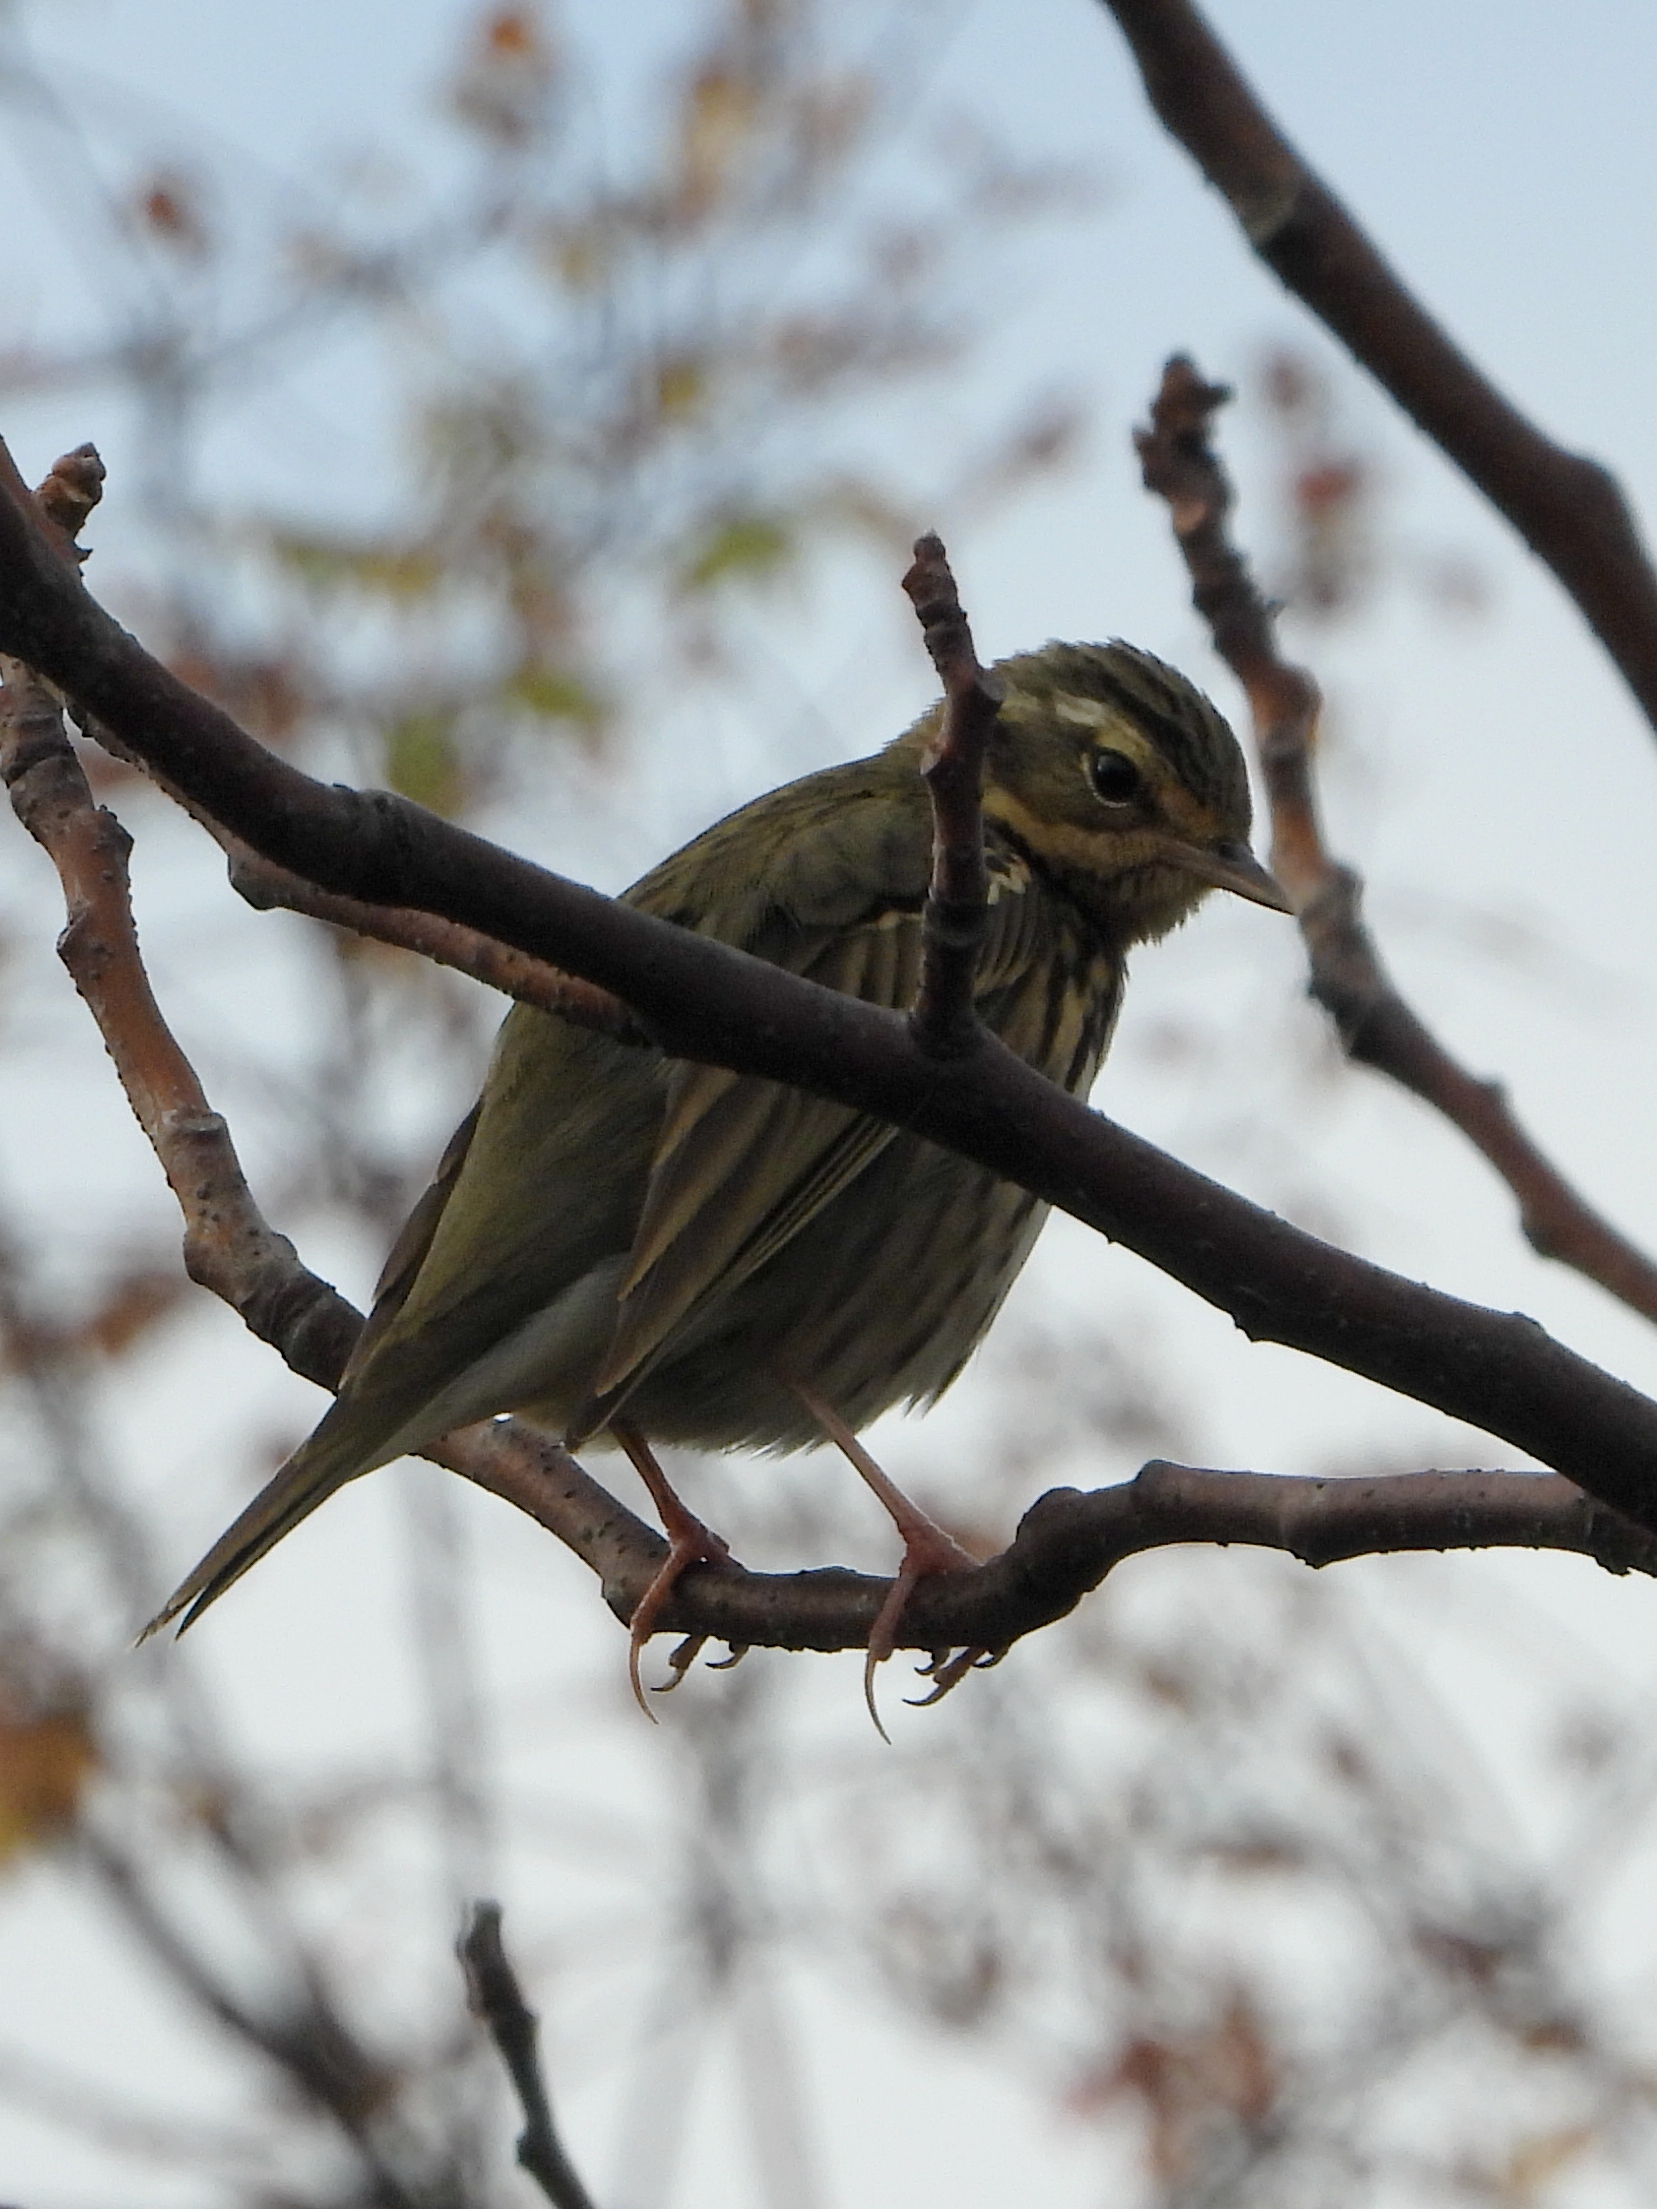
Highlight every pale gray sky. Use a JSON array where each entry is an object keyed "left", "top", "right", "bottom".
[{"left": 6, "top": 4, "right": 1657, "bottom": 2204}]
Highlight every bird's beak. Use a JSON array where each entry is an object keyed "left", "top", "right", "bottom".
[{"left": 1162, "top": 838, "right": 1295, "bottom": 913}]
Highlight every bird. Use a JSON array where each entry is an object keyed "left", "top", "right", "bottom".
[{"left": 143, "top": 640, "right": 1289, "bottom": 1706}]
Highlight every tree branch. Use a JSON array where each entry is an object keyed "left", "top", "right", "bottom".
[
  {"left": 903, "top": 530, "right": 1003, "bottom": 1053},
  {"left": 7, "top": 625, "right": 1655, "bottom": 1661},
  {"left": 460, "top": 1905, "right": 599, "bottom": 2209},
  {"left": 82, "top": 1831, "right": 416, "bottom": 2201},
  {"left": 0, "top": 644, "right": 664, "bottom": 1621},
  {"left": 581, "top": 1459, "right": 1657, "bottom": 1664},
  {"left": 0, "top": 667, "right": 359, "bottom": 1391},
  {"left": 1100, "top": 0, "right": 1657, "bottom": 742},
  {"left": 1136, "top": 355, "right": 1657, "bottom": 1327},
  {"left": 7, "top": 438, "right": 1657, "bottom": 1550},
  {"left": 224, "top": 839, "right": 652, "bottom": 1045},
  {"left": 75, "top": 699, "right": 650, "bottom": 1046}
]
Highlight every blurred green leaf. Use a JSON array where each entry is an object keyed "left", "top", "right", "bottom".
[
  {"left": 677, "top": 510, "right": 795, "bottom": 593},
  {"left": 267, "top": 531, "right": 442, "bottom": 601},
  {"left": 653, "top": 351, "right": 710, "bottom": 422},
  {"left": 383, "top": 708, "right": 466, "bottom": 815},
  {"left": 506, "top": 663, "right": 609, "bottom": 730}
]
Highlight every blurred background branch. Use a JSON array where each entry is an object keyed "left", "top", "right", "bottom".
[{"left": 4, "top": 4, "right": 1657, "bottom": 2207}]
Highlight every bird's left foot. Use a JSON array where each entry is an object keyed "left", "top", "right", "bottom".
[
  {"left": 612, "top": 1422, "right": 735, "bottom": 1718},
  {"left": 909, "top": 1642, "right": 1005, "bottom": 1706},
  {"left": 788, "top": 1382, "right": 985, "bottom": 1737}
]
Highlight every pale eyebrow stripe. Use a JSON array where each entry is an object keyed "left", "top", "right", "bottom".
[{"left": 1054, "top": 695, "right": 1110, "bottom": 728}]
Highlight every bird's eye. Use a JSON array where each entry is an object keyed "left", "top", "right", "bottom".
[{"left": 1087, "top": 749, "right": 1142, "bottom": 807}]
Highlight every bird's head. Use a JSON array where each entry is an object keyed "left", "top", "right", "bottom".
[{"left": 980, "top": 640, "right": 1290, "bottom": 947}]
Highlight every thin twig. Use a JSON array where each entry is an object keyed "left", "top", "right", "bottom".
[
  {"left": 461, "top": 1904, "right": 599, "bottom": 2209},
  {"left": 82, "top": 1832, "right": 412, "bottom": 2198},
  {"left": 226, "top": 841, "right": 653, "bottom": 1042},
  {"left": 77, "top": 697, "right": 650, "bottom": 1044},
  {"left": 902, "top": 531, "right": 1003, "bottom": 1052},
  {"left": 1136, "top": 356, "right": 1657, "bottom": 1326},
  {"left": 32, "top": 440, "right": 103, "bottom": 550},
  {"left": 1102, "top": 0, "right": 1657, "bottom": 744}
]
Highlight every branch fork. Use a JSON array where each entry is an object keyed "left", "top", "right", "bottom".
[{"left": 7, "top": 432, "right": 1657, "bottom": 1676}]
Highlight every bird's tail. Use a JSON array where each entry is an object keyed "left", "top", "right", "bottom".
[{"left": 138, "top": 1424, "right": 375, "bottom": 1642}]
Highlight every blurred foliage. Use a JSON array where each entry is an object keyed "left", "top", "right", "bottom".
[
  {"left": 0, "top": 3, "right": 1648, "bottom": 2207},
  {"left": 0, "top": 1680, "right": 96, "bottom": 1867},
  {"left": 93, "top": 0, "right": 1092, "bottom": 822},
  {"left": 1254, "top": 343, "right": 1490, "bottom": 630}
]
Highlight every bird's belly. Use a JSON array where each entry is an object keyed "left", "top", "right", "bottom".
[{"left": 622, "top": 1132, "right": 1047, "bottom": 1451}]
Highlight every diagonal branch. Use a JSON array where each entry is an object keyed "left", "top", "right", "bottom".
[
  {"left": 0, "top": 667, "right": 358, "bottom": 1391},
  {"left": 1136, "top": 356, "right": 1657, "bottom": 1327},
  {"left": 7, "top": 629, "right": 1657, "bottom": 1658},
  {"left": 78, "top": 700, "right": 650, "bottom": 1045},
  {"left": 903, "top": 530, "right": 1003, "bottom": 1052},
  {"left": 223, "top": 840, "right": 652, "bottom": 1044},
  {"left": 1100, "top": 0, "right": 1657, "bottom": 743},
  {"left": 0, "top": 650, "right": 661, "bottom": 1621},
  {"left": 460, "top": 1904, "right": 599, "bottom": 2209},
  {"left": 10, "top": 442, "right": 1657, "bottom": 1546}
]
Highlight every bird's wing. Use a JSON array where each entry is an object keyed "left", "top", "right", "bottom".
[
  {"left": 139, "top": 1013, "right": 661, "bottom": 1642},
  {"left": 578, "top": 845, "right": 1059, "bottom": 1428},
  {"left": 338, "top": 1100, "right": 483, "bottom": 1385}
]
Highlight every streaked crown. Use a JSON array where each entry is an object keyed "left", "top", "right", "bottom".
[
  {"left": 996, "top": 640, "right": 1250, "bottom": 825},
  {"left": 963, "top": 639, "right": 1266, "bottom": 947}
]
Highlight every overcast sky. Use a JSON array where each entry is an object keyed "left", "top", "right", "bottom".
[{"left": 7, "top": 4, "right": 1657, "bottom": 2204}]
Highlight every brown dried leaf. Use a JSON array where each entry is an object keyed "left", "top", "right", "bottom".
[
  {"left": 0, "top": 1704, "right": 98, "bottom": 1867},
  {"left": 131, "top": 170, "right": 211, "bottom": 259},
  {"left": 450, "top": 5, "right": 559, "bottom": 145},
  {"left": 77, "top": 1269, "right": 188, "bottom": 1360},
  {"left": 1211, "top": 1989, "right": 1278, "bottom": 2129},
  {"left": 673, "top": 66, "right": 761, "bottom": 221},
  {"left": 1498, "top": 2123, "right": 1597, "bottom": 2201},
  {"left": 1071, "top": 1991, "right": 1280, "bottom": 2182}
]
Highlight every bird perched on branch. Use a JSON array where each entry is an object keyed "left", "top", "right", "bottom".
[{"left": 145, "top": 640, "right": 1288, "bottom": 1703}]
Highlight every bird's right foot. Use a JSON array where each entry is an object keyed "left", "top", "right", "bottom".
[
  {"left": 612, "top": 1422, "right": 734, "bottom": 1718},
  {"left": 787, "top": 1381, "right": 982, "bottom": 1739}
]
